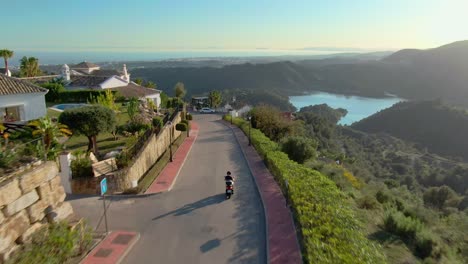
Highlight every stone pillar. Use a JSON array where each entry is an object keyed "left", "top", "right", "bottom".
[{"left": 59, "top": 152, "right": 73, "bottom": 194}]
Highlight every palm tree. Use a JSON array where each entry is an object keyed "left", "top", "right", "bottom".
[
  {"left": 20, "top": 56, "right": 41, "bottom": 77},
  {"left": 0, "top": 49, "right": 14, "bottom": 75},
  {"left": 28, "top": 117, "right": 72, "bottom": 154}
]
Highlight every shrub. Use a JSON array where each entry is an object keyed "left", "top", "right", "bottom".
[
  {"left": 115, "top": 151, "right": 130, "bottom": 169},
  {"left": 175, "top": 123, "right": 187, "bottom": 131},
  {"left": 414, "top": 230, "right": 439, "bottom": 259},
  {"left": 186, "top": 113, "right": 193, "bottom": 120},
  {"left": 0, "top": 147, "right": 18, "bottom": 169},
  {"left": 152, "top": 117, "right": 163, "bottom": 128},
  {"left": 423, "top": 185, "right": 457, "bottom": 209},
  {"left": 357, "top": 195, "right": 380, "bottom": 210},
  {"left": 41, "top": 82, "right": 65, "bottom": 102},
  {"left": 70, "top": 154, "right": 93, "bottom": 178},
  {"left": 9, "top": 221, "right": 92, "bottom": 264},
  {"left": 224, "top": 115, "right": 386, "bottom": 263},
  {"left": 376, "top": 190, "right": 391, "bottom": 204},
  {"left": 281, "top": 136, "right": 317, "bottom": 163},
  {"left": 384, "top": 209, "right": 423, "bottom": 239}
]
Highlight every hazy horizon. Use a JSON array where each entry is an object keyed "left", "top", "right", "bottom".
[{"left": 5, "top": 0, "right": 468, "bottom": 53}]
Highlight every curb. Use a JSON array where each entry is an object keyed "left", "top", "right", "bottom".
[
  {"left": 80, "top": 231, "right": 140, "bottom": 264},
  {"left": 221, "top": 120, "right": 303, "bottom": 264},
  {"left": 168, "top": 122, "right": 199, "bottom": 191},
  {"left": 145, "top": 122, "right": 199, "bottom": 194}
]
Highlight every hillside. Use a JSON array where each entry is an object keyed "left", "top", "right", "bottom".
[
  {"left": 131, "top": 40, "right": 468, "bottom": 106},
  {"left": 352, "top": 100, "right": 468, "bottom": 160}
]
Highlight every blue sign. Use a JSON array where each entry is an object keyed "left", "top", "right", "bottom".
[{"left": 100, "top": 178, "right": 108, "bottom": 195}]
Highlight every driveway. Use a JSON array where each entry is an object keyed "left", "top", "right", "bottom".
[{"left": 69, "top": 114, "right": 266, "bottom": 264}]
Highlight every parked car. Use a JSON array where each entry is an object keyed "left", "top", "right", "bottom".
[{"left": 200, "top": 107, "right": 215, "bottom": 113}]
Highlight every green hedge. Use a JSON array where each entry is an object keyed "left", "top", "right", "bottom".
[
  {"left": 56, "top": 90, "right": 118, "bottom": 103},
  {"left": 175, "top": 123, "right": 187, "bottom": 131},
  {"left": 224, "top": 115, "right": 386, "bottom": 263}
]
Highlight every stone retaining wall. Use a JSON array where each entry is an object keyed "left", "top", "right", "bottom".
[
  {"left": 70, "top": 112, "right": 182, "bottom": 194},
  {"left": 0, "top": 162, "right": 74, "bottom": 263}
]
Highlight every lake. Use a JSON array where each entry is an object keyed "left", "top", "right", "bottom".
[{"left": 289, "top": 92, "right": 403, "bottom": 125}]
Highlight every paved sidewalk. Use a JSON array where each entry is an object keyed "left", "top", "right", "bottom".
[
  {"left": 145, "top": 122, "right": 199, "bottom": 194},
  {"left": 225, "top": 121, "right": 303, "bottom": 264},
  {"left": 81, "top": 231, "right": 139, "bottom": 264}
]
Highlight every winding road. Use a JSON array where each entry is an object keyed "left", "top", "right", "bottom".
[{"left": 69, "top": 114, "right": 266, "bottom": 264}]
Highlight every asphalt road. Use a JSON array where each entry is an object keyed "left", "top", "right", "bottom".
[{"left": 69, "top": 114, "right": 266, "bottom": 264}]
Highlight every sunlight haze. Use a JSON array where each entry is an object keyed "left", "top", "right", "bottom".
[{"left": 4, "top": 0, "right": 468, "bottom": 52}]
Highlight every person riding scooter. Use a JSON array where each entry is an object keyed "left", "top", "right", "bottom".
[{"left": 225, "top": 171, "right": 234, "bottom": 194}]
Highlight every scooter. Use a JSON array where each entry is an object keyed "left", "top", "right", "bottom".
[{"left": 225, "top": 180, "right": 234, "bottom": 199}]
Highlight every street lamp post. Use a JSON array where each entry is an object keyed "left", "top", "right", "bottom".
[
  {"left": 168, "top": 121, "right": 173, "bottom": 162},
  {"left": 248, "top": 116, "right": 252, "bottom": 146}
]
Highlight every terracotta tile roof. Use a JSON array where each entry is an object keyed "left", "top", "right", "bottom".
[
  {"left": 72, "top": 61, "right": 100, "bottom": 69},
  {"left": 91, "top": 69, "right": 123, "bottom": 77},
  {"left": 69, "top": 75, "right": 109, "bottom": 88},
  {"left": 111, "top": 83, "right": 160, "bottom": 99},
  {"left": 0, "top": 74, "right": 48, "bottom": 95}
]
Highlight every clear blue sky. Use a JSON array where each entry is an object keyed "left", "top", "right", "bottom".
[{"left": 4, "top": 0, "right": 468, "bottom": 52}]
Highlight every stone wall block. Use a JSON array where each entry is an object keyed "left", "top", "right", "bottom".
[
  {"left": 0, "top": 210, "right": 29, "bottom": 253},
  {"left": 47, "top": 202, "right": 73, "bottom": 223},
  {"left": 52, "top": 186, "right": 66, "bottom": 207},
  {"left": 0, "top": 244, "right": 21, "bottom": 264},
  {"left": 19, "top": 162, "right": 58, "bottom": 193},
  {"left": 0, "top": 210, "right": 4, "bottom": 225},
  {"left": 26, "top": 200, "right": 48, "bottom": 223},
  {"left": 18, "top": 222, "right": 45, "bottom": 243},
  {"left": 37, "top": 182, "right": 53, "bottom": 205},
  {"left": 3, "top": 190, "right": 39, "bottom": 217},
  {"left": 0, "top": 179, "right": 22, "bottom": 207},
  {"left": 49, "top": 175, "right": 62, "bottom": 190}
]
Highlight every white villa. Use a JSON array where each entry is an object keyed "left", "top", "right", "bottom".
[
  {"left": 60, "top": 62, "right": 162, "bottom": 107},
  {"left": 0, "top": 74, "right": 47, "bottom": 122}
]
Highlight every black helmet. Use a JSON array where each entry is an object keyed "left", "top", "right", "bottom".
[{"left": 227, "top": 171, "right": 231, "bottom": 175}]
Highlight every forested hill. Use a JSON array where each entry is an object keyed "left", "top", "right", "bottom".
[
  {"left": 352, "top": 100, "right": 468, "bottom": 160},
  {"left": 131, "top": 40, "right": 468, "bottom": 106},
  {"left": 131, "top": 61, "right": 317, "bottom": 96}
]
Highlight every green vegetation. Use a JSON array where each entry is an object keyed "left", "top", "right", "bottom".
[
  {"left": 175, "top": 123, "right": 187, "bottom": 131},
  {"left": 8, "top": 221, "right": 93, "bottom": 264},
  {"left": 0, "top": 49, "right": 14, "bottom": 73},
  {"left": 19, "top": 56, "right": 41, "bottom": 77},
  {"left": 225, "top": 115, "right": 386, "bottom": 263},
  {"left": 281, "top": 136, "right": 317, "bottom": 163},
  {"left": 41, "top": 82, "right": 65, "bottom": 102},
  {"left": 59, "top": 106, "right": 116, "bottom": 154},
  {"left": 28, "top": 116, "right": 72, "bottom": 159},
  {"left": 228, "top": 100, "right": 468, "bottom": 263},
  {"left": 208, "top": 90, "right": 222, "bottom": 108},
  {"left": 353, "top": 100, "right": 468, "bottom": 160},
  {"left": 174, "top": 82, "right": 186, "bottom": 99},
  {"left": 70, "top": 152, "right": 93, "bottom": 178}
]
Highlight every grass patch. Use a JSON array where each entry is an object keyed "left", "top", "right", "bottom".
[
  {"left": 47, "top": 108, "right": 61, "bottom": 119},
  {"left": 138, "top": 133, "right": 187, "bottom": 193},
  {"left": 61, "top": 105, "right": 132, "bottom": 155}
]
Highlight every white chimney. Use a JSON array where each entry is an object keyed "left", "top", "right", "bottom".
[
  {"left": 123, "top": 64, "right": 129, "bottom": 83},
  {"left": 61, "top": 64, "right": 70, "bottom": 81}
]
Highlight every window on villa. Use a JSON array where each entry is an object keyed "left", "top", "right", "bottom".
[{"left": 1, "top": 106, "right": 23, "bottom": 122}]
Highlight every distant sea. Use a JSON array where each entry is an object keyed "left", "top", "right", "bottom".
[{"left": 8, "top": 49, "right": 358, "bottom": 66}]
